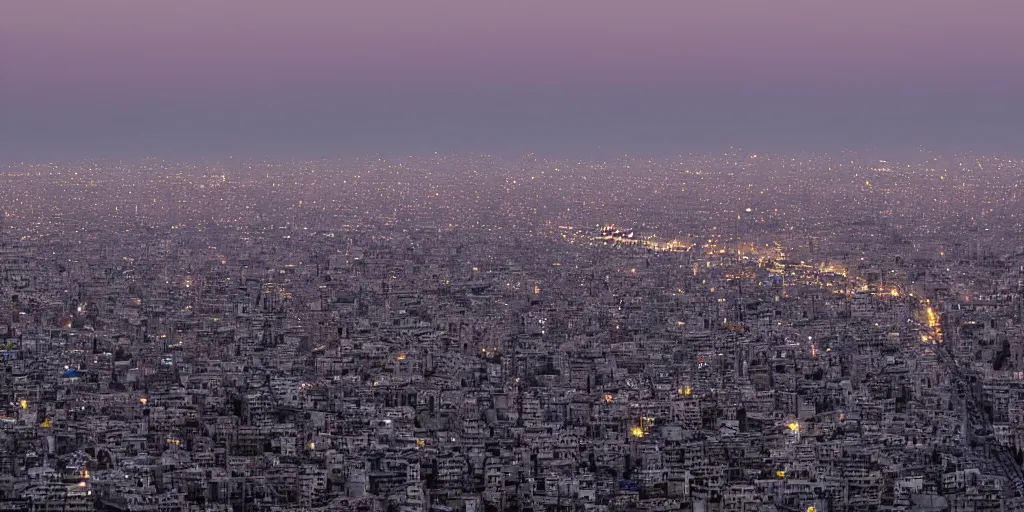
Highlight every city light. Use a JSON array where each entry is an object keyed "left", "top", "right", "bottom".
[{"left": 1, "top": 149, "right": 1020, "bottom": 508}]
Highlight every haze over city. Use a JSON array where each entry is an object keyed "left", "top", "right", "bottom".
[{"left": 4, "top": 2, "right": 1024, "bottom": 512}]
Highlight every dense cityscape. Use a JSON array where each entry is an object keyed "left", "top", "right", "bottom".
[{"left": 2, "top": 152, "right": 1024, "bottom": 511}]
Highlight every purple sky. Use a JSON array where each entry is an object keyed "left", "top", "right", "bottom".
[{"left": 3, "top": 0, "right": 1023, "bottom": 158}]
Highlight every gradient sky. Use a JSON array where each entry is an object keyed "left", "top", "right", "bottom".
[{"left": 3, "top": 0, "right": 1023, "bottom": 159}]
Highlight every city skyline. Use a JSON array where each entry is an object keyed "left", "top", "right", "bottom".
[
  {"left": 8, "top": 4, "right": 1024, "bottom": 510},
  {"left": 3, "top": 153, "right": 1024, "bottom": 510}
]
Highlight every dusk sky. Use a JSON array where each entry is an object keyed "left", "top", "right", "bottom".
[{"left": 3, "top": 0, "right": 1023, "bottom": 159}]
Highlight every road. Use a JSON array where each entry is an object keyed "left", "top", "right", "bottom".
[{"left": 927, "top": 312, "right": 1024, "bottom": 496}]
